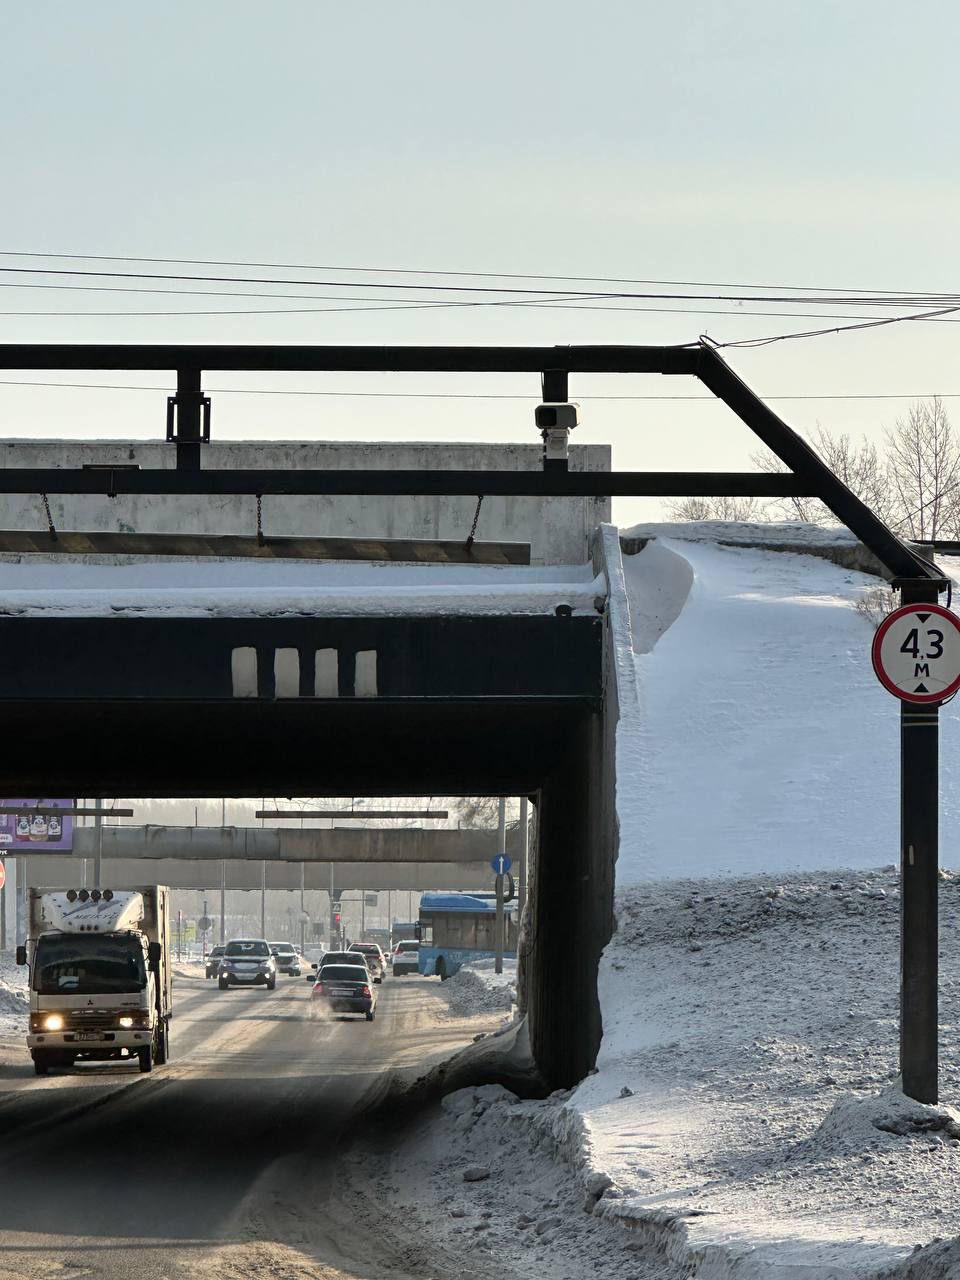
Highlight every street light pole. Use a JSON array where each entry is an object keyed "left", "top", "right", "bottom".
[{"left": 495, "top": 797, "right": 506, "bottom": 976}]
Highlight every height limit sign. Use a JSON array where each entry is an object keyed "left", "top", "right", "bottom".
[{"left": 872, "top": 602, "right": 960, "bottom": 705}]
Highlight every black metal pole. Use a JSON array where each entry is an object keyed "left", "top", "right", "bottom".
[
  {"left": 899, "top": 579, "right": 941, "bottom": 1103},
  {"left": 175, "top": 368, "right": 203, "bottom": 472}
]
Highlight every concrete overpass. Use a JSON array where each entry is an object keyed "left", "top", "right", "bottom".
[
  {"left": 21, "top": 855, "right": 493, "bottom": 893},
  {"left": 69, "top": 824, "right": 525, "bottom": 863}
]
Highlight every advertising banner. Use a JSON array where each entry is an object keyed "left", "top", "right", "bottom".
[{"left": 0, "top": 800, "right": 75, "bottom": 852}]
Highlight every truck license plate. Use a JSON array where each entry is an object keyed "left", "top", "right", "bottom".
[{"left": 77, "top": 1031, "right": 101, "bottom": 1041}]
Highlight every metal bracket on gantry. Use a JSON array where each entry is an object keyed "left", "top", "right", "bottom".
[{"left": 165, "top": 368, "right": 211, "bottom": 471}]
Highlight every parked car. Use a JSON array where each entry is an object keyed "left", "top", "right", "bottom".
[
  {"left": 348, "top": 942, "right": 386, "bottom": 984},
  {"left": 205, "top": 944, "right": 225, "bottom": 979},
  {"left": 311, "top": 963, "right": 377, "bottom": 1021},
  {"left": 269, "top": 942, "right": 301, "bottom": 976},
  {"left": 217, "top": 939, "right": 277, "bottom": 990},
  {"left": 391, "top": 939, "right": 421, "bottom": 976},
  {"left": 304, "top": 949, "right": 370, "bottom": 981}
]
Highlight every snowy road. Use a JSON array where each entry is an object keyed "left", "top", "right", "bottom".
[{"left": 0, "top": 970, "right": 500, "bottom": 1280}]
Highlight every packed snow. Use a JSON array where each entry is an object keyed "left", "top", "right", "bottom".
[
  {"left": 435, "top": 958, "right": 518, "bottom": 1018},
  {"left": 615, "top": 534, "right": 960, "bottom": 883},
  {"left": 0, "top": 554, "right": 604, "bottom": 617},
  {"left": 0, "top": 952, "right": 29, "bottom": 1044}
]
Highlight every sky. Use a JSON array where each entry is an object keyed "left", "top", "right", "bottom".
[{"left": 1, "top": 0, "right": 959, "bottom": 525}]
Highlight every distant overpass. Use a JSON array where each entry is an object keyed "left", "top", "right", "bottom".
[
  {"left": 70, "top": 824, "right": 523, "bottom": 863},
  {"left": 21, "top": 855, "right": 492, "bottom": 893}
]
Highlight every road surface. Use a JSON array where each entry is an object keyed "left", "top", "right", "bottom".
[{"left": 0, "top": 968, "right": 499, "bottom": 1280}]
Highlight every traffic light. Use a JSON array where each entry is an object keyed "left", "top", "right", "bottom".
[{"left": 334, "top": 912, "right": 341, "bottom": 926}]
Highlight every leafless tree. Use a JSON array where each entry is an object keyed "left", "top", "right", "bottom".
[
  {"left": 884, "top": 398, "right": 960, "bottom": 540},
  {"left": 663, "top": 495, "right": 765, "bottom": 522},
  {"left": 752, "top": 428, "right": 894, "bottom": 526}
]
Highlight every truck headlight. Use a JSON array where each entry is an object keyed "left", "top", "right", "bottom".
[
  {"left": 43, "top": 1014, "right": 63, "bottom": 1031},
  {"left": 118, "top": 1016, "right": 134, "bottom": 1029}
]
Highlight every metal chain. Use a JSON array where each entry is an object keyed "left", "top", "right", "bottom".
[
  {"left": 40, "top": 493, "right": 57, "bottom": 542},
  {"left": 464, "top": 495, "right": 484, "bottom": 552},
  {"left": 256, "top": 493, "right": 264, "bottom": 546}
]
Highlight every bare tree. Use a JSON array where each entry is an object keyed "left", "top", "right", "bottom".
[
  {"left": 752, "top": 428, "right": 893, "bottom": 526},
  {"left": 663, "top": 495, "right": 765, "bottom": 522},
  {"left": 885, "top": 398, "right": 960, "bottom": 540}
]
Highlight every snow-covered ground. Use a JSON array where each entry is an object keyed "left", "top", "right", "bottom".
[
  {"left": 434, "top": 958, "right": 518, "bottom": 1018},
  {"left": 0, "top": 951, "right": 29, "bottom": 1044},
  {"left": 616, "top": 533, "right": 960, "bottom": 882},
  {"left": 395, "top": 527, "right": 960, "bottom": 1278}
]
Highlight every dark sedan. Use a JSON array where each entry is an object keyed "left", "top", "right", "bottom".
[
  {"left": 205, "top": 944, "right": 225, "bottom": 979},
  {"left": 311, "top": 963, "right": 377, "bottom": 1020}
]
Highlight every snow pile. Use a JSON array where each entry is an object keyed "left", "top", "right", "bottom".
[
  {"left": 357, "top": 1083, "right": 685, "bottom": 1280},
  {"left": 615, "top": 535, "right": 960, "bottom": 883},
  {"left": 437, "top": 958, "right": 517, "bottom": 1017},
  {"left": 0, "top": 952, "right": 29, "bottom": 1041},
  {"left": 561, "top": 869, "right": 960, "bottom": 1275}
]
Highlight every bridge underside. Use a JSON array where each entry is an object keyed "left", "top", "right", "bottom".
[{"left": 0, "top": 611, "right": 615, "bottom": 1090}]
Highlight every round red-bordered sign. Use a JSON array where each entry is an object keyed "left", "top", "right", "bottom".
[
  {"left": 872, "top": 602, "right": 960, "bottom": 704},
  {"left": 0, "top": 862, "right": 6, "bottom": 892}
]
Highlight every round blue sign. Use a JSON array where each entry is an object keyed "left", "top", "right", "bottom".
[{"left": 491, "top": 854, "right": 512, "bottom": 875}]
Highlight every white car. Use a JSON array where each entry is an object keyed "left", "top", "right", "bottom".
[{"left": 391, "top": 940, "right": 421, "bottom": 976}]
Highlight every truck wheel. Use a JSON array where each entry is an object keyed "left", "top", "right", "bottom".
[
  {"left": 436, "top": 957, "right": 447, "bottom": 981},
  {"left": 155, "top": 1023, "right": 169, "bottom": 1066},
  {"left": 218, "top": 977, "right": 229, "bottom": 990},
  {"left": 32, "top": 1052, "right": 50, "bottom": 1076},
  {"left": 138, "top": 1044, "right": 153, "bottom": 1073}
]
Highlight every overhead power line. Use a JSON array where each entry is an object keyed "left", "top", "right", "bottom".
[
  {"left": 0, "top": 378, "right": 955, "bottom": 403},
  {"left": 0, "top": 264, "right": 957, "bottom": 309},
  {"left": 0, "top": 248, "right": 954, "bottom": 301}
]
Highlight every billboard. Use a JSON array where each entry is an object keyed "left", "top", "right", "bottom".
[{"left": 0, "top": 800, "right": 74, "bottom": 852}]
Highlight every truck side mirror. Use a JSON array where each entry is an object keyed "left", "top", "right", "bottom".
[
  {"left": 148, "top": 941, "right": 162, "bottom": 967},
  {"left": 15, "top": 945, "right": 26, "bottom": 966}
]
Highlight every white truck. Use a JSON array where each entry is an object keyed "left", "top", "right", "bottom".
[{"left": 17, "top": 886, "right": 172, "bottom": 1076}]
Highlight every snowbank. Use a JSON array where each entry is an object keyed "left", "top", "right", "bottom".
[
  {"left": 436, "top": 958, "right": 517, "bottom": 1018},
  {"left": 615, "top": 535, "right": 960, "bottom": 884},
  {"left": 0, "top": 952, "right": 29, "bottom": 1042},
  {"left": 563, "top": 869, "right": 960, "bottom": 1277}
]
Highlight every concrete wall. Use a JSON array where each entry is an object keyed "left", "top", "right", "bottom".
[
  {"left": 0, "top": 441, "right": 610, "bottom": 565},
  {"left": 520, "top": 527, "right": 625, "bottom": 1087}
]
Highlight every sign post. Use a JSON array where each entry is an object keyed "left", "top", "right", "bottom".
[
  {"left": 494, "top": 798, "right": 506, "bottom": 975},
  {"left": 872, "top": 595, "right": 960, "bottom": 1104}
]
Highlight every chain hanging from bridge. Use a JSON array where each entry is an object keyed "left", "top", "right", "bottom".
[{"left": 464, "top": 495, "right": 484, "bottom": 552}]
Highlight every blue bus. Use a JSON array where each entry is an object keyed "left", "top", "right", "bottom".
[{"left": 417, "top": 892, "right": 518, "bottom": 979}]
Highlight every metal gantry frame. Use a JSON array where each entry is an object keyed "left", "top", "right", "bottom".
[{"left": 0, "top": 338, "right": 945, "bottom": 1100}]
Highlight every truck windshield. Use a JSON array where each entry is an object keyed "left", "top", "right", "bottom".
[{"left": 33, "top": 934, "right": 147, "bottom": 995}]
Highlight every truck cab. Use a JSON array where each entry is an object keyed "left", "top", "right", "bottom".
[{"left": 18, "top": 887, "right": 171, "bottom": 1076}]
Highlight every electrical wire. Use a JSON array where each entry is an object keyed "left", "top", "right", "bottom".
[
  {"left": 710, "top": 304, "right": 960, "bottom": 350},
  {"left": 1, "top": 249, "right": 956, "bottom": 302},
  {"left": 1, "top": 263, "right": 959, "bottom": 310},
  {"left": 0, "top": 379, "right": 957, "bottom": 403}
]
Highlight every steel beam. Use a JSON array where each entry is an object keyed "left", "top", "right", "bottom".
[
  {"left": 697, "top": 347, "right": 941, "bottom": 582},
  {"left": 0, "top": 343, "right": 700, "bottom": 374},
  {"left": 0, "top": 469, "right": 809, "bottom": 498}
]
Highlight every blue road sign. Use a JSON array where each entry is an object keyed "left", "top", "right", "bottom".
[{"left": 491, "top": 854, "right": 512, "bottom": 875}]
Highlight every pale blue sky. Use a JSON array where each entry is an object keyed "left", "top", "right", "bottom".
[{"left": 1, "top": 1, "right": 958, "bottom": 523}]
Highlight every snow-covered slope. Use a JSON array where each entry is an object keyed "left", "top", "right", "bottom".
[{"left": 615, "top": 534, "right": 960, "bottom": 884}]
